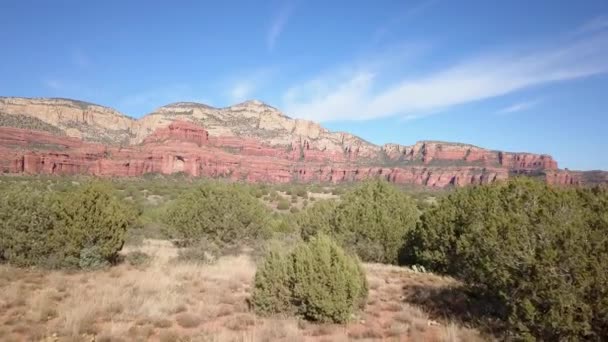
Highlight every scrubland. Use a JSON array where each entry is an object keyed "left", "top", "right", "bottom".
[
  {"left": 1, "top": 175, "right": 606, "bottom": 341},
  {"left": 0, "top": 239, "right": 482, "bottom": 341}
]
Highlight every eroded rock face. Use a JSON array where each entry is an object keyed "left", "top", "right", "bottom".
[
  {"left": 0, "top": 97, "right": 603, "bottom": 187},
  {"left": 380, "top": 141, "right": 558, "bottom": 172}
]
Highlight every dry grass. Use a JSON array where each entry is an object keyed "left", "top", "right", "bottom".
[
  {"left": 152, "top": 318, "right": 173, "bottom": 328},
  {"left": 175, "top": 313, "right": 202, "bottom": 328},
  {"left": 158, "top": 329, "right": 179, "bottom": 342},
  {"left": 0, "top": 239, "right": 489, "bottom": 341}
]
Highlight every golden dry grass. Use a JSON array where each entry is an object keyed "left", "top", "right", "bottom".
[{"left": 0, "top": 239, "right": 489, "bottom": 341}]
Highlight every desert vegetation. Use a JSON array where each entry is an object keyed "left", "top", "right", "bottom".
[
  {"left": 403, "top": 178, "right": 608, "bottom": 340},
  {"left": 296, "top": 180, "right": 420, "bottom": 264},
  {"left": 0, "top": 181, "right": 137, "bottom": 269},
  {"left": 0, "top": 174, "right": 606, "bottom": 340},
  {"left": 0, "top": 112, "right": 66, "bottom": 136},
  {"left": 252, "top": 234, "right": 368, "bottom": 323}
]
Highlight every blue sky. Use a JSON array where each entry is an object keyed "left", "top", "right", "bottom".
[{"left": 1, "top": 0, "right": 607, "bottom": 170}]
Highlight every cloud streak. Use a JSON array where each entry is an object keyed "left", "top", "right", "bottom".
[
  {"left": 575, "top": 16, "right": 608, "bottom": 36},
  {"left": 282, "top": 27, "right": 608, "bottom": 122},
  {"left": 230, "top": 81, "right": 254, "bottom": 102},
  {"left": 226, "top": 67, "right": 276, "bottom": 103},
  {"left": 372, "top": 0, "right": 438, "bottom": 43},
  {"left": 267, "top": 3, "right": 293, "bottom": 51},
  {"left": 497, "top": 99, "right": 540, "bottom": 115}
]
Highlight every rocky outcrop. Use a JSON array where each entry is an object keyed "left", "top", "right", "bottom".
[
  {"left": 381, "top": 141, "right": 558, "bottom": 171},
  {"left": 143, "top": 120, "right": 209, "bottom": 146},
  {"left": 0, "top": 97, "right": 605, "bottom": 187},
  {"left": 0, "top": 97, "right": 135, "bottom": 144}
]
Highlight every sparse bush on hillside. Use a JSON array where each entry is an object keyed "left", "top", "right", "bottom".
[
  {"left": 269, "top": 190, "right": 279, "bottom": 201},
  {"left": 176, "top": 238, "right": 221, "bottom": 264},
  {"left": 296, "top": 180, "right": 419, "bottom": 264},
  {"left": 331, "top": 188, "right": 344, "bottom": 196},
  {"left": 276, "top": 199, "right": 290, "bottom": 210},
  {"left": 267, "top": 213, "right": 297, "bottom": 234},
  {"left": 0, "top": 182, "right": 137, "bottom": 268},
  {"left": 403, "top": 178, "right": 608, "bottom": 340},
  {"left": 252, "top": 235, "right": 368, "bottom": 323},
  {"left": 0, "top": 112, "right": 66, "bottom": 136},
  {"left": 163, "top": 182, "right": 271, "bottom": 244},
  {"left": 295, "top": 188, "right": 308, "bottom": 198},
  {"left": 125, "top": 251, "right": 151, "bottom": 267}
]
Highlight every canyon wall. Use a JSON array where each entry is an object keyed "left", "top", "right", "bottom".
[{"left": 0, "top": 97, "right": 599, "bottom": 187}]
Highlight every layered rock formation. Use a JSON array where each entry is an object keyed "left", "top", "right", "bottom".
[{"left": 0, "top": 97, "right": 603, "bottom": 187}]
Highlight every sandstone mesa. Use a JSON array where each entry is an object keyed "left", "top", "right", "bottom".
[{"left": 0, "top": 97, "right": 603, "bottom": 187}]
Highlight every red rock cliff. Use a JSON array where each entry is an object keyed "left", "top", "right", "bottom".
[
  {"left": 0, "top": 121, "right": 583, "bottom": 187},
  {"left": 0, "top": 97, "right": 602, "bottom": 187}
]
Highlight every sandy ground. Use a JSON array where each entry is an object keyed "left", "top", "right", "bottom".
[{"left": 0, "top": 240, "right": 486, "bottom": 342}]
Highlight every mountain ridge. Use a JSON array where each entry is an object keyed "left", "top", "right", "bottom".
[
  {"left": 0, "top": 96, "right": 557, "bottom": 158},
  {"left": 0, "top": 96, "right": 605, "bottom": 187}
]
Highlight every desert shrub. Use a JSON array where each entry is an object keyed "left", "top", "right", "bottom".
[
  {"left": 0, "top": 185, "right": 57, "bottom": 267},
  {"left": 268, "top": 214, "right": 298, "bottom": 234},
  {"left": 251, "top": 246, "right": 293, "bottom": 315},
  {"left": 245, "top": 184, "right": 267, "bottom": 199},
  {"left": 403, "top": 178, "right": 608, "bottom": 340},
  {"left": 276, "top": 199, "right": 290, "bottom": 210},
  {"left": 251, "top": 235, "right": 367, "bottom": 323},
  {"left": 163, "top": 182, "right": 271, "bottom": 244},
  {"left": 269, "top": 190, "right": 279, "bottom": 201},
  {"left": 296, "top": 199, "right": 338, "bottom": 240},
  {"left": 176, "top": 238, "right": 221, "bottom": 264},
  {"left": 291, "top": 234, "right": 368, "bottom": 323},
  {"left": 295, "top": 188, "right": 308, "bottom": 198},
  {"left": 78, "top": 246, "right": 111, "bottom": 269},
  {"left": 297, "top": 180, "right": 420, "bottom": 264},
  {"left": 289, "top": 206, "right": 299, "bottom": 214},
  {"left": 331, "top": 188, "right": 344, "bottom": 196},
  {"left": 53, "top": 182, "right": 137, "bottom": 267},
  {"left": 126, "top": 251, "right": 151, "bottom": 267},
  {"left": 0, "top": 182, "right": 137, "bottom": 268},
  {"left": 333, "top": 180, "right": 419, "bottom": 263}
]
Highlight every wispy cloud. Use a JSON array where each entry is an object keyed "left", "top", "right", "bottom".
[
  {"left": 226, "top": 68, "right": 276, "bottom": 103},
  {"left": 230, "top": 81, "right": 255, "bottom": 102},
  {"left": 282, "top": 25, "right": 608, "bottom": 122},
  {"left": 497, "top": 99, "right": 540, "bottom": 115},
  {"left": 574, "top": 16, "right": 608, "bottom": 36},
  {"left": 372, "top": 0, "right": 438, "bottom": 43},
  {"left": 267, "top": 2, "right": 293, "bottom": 51}
]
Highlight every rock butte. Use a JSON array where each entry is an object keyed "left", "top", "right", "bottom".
[{"left": 0, "top": 97, "right": 603, "bottom": 187}]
